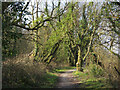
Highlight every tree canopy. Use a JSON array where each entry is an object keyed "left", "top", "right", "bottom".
[{"left": 2, "top": 0, "right": 120, "bottom": 73}]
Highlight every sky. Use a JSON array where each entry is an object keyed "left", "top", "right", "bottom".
[
  {"left": 1, "top": 0, "right": 119, "bottom": 2},
  {"left": 6, "top": 0, "right": 119, "bottom": 55}
]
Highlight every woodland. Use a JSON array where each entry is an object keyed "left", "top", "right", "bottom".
[{"left": 1, "top": 1, "right": 120, "bottom": 88}]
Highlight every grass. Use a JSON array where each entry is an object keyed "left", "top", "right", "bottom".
[
  {"left": 72, "top": 71, "right": 113, "bottom": 89},
  {"left": 53, "top": 66, "right": 113, "bottom": 89},
  {"left": 39, "top": 72, "right": 58, "bottom": 88},
  {"left": 39, "top": 66, "right": 76, "bottom": 88},
  {"left": 73, "top": 71, "right": 88, "bottom": 77},
  {"left": 40, "top": 66, "right": 76, "bottom": 88},
  {"left": 53, "top": 66, "right": 76, "bottom": 73},
  {"left": 3, "top": 67, "right": 58, "bottom": 88},
  {"left": 3, "top": 59, "right": 114, "bottom": 89},
  {"left": 3, "top": 57, "right": 76, "bottom": 88},
  {"left": 2, "top": 59, "right": 59, "bottom": 88}
]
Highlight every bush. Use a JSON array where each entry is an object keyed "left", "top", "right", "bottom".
[
  {"left": 2, "top": 54, "right": 47, "bottom": 88},
  {"left": 89, "top": 64, "right": 104, "bottom": 77}
]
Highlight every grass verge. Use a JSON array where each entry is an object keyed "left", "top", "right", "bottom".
[
  {"left": 39, "top": 72, "right": 58, "bottom": 88},
  {"left": 72, "top": 71, "right": 113, "bottom": 89},
  {"left": 53, "top": 66, "right": 76, "bottom": 73}
]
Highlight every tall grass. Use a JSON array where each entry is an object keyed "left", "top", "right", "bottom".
[{"left": 2, "top": 54, "right": 58, "bottom": 88}]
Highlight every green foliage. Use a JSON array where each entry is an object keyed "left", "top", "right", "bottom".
[
  {"left": 73, "top": 71, "right": 88, "bottom": 77},
  {"left": 2, "top": 2, "right": 31, "bottom": 60},
  {"left": 72, "top": 70, "right": 113, "bottom": 88},
  {"left": 2, "top": 1, "right": 120, "bottom": 88},
  {"left": 38, "top": 72, "right": 58, "bottom": 88},
  {"left": 2, "top": 27, "right": 23, "bottom": 59},
  {"left": 82, "top": 80, "right": 112, "bottom": 89},
  {"left": 89, "top": 64, "right": 104, "bottom": 77}
]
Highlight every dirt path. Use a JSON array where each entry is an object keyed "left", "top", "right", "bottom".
[{"left": 56, "top": 69, "right": 81, "bottom": 88}]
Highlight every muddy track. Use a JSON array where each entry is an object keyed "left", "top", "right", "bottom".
[{"left": 55, "top": 69, "right": 81, "bottom": 88}]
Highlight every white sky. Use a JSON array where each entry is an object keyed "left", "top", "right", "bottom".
[{"left": 24, "top": 0, "right": 120, "bottom": 55}]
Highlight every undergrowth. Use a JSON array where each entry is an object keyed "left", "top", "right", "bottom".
[
  {"left": 2, "top": 56, "right": 58, "bottom": 88},
  {"left": 72, "top": 64, "right": 113, "bottom": 89}
]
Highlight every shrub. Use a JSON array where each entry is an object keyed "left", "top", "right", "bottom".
[
  {"left": 89, "top": 64, "right": 104, "bottom": 77},
  {"left": 2, "top": 54, "right": 47, "bottom": 88}
]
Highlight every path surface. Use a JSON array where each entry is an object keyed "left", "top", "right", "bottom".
[{"left": 56, "top": 69, "right": 81, "bottom": 88}]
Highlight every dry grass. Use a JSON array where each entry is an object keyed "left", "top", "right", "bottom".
[
  {"left": 2, "top": 54, "right": 50, "bottom": 88},
  {"left": 92, "top": 47, "right": 120, "bottom": 88}
]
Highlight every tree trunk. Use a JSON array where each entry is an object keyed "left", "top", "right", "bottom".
[
  {"left": 68, "top": 42, "right": 76, "bottom": 66},
  {"left": 76, "top": 46, "right": 83, "bottom": 71},
  {"left": 33, "top": 1, "right": 39, "bottom": 63},
  {"left": 43, "top": 39, "right": 63, "bottom": 63}
]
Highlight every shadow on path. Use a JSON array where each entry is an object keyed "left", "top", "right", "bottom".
[{"left": 55, "top": 69, "right": 81, "bottom": 88}]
